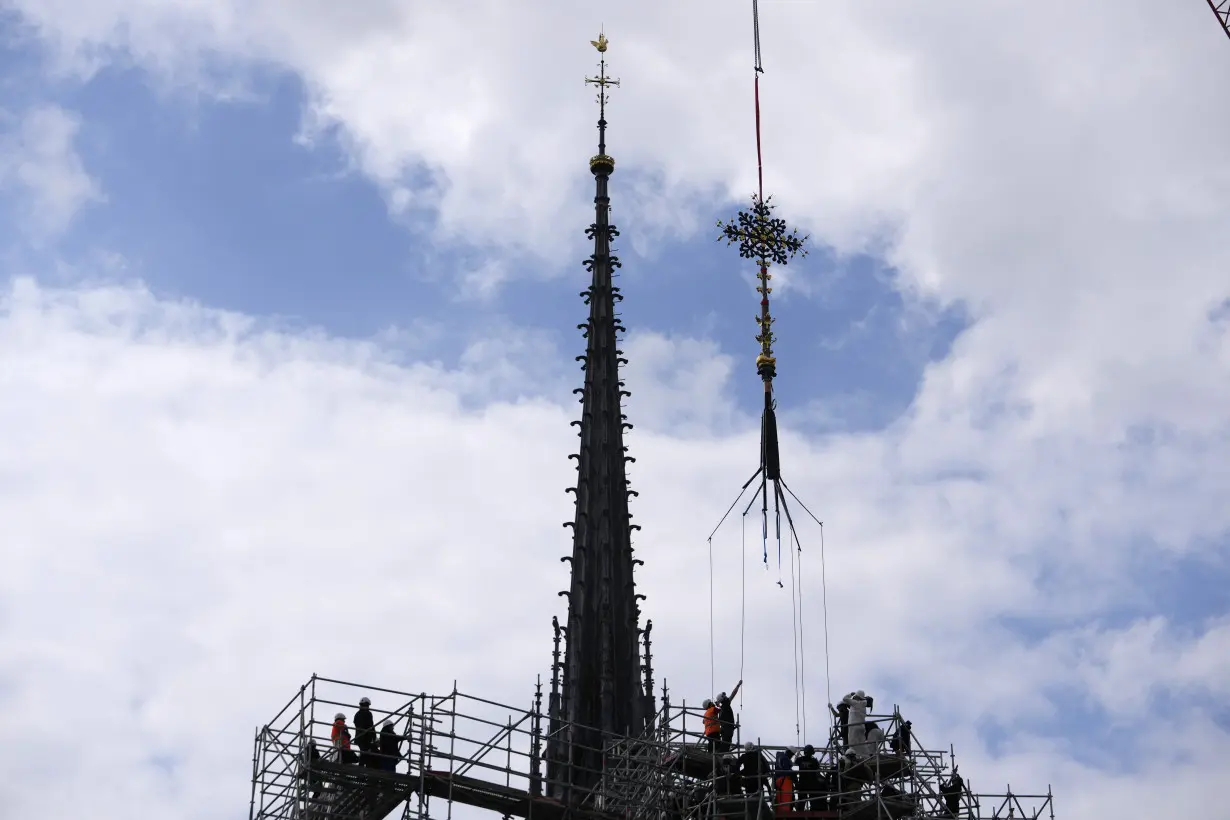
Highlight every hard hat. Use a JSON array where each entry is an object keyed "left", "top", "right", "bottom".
[
  {"left": 745, "top": 742, "right": 755, "bottom": 751},
  {"left": 334, "top": 712, "right": 345, "bottom": 721},
  {"left": 717, "top": 692, "right": 727, "bottom": 701},
  {"left": 360, "top": 697, "right": 371, "bottom": 706},
  {"left": 856, "top": 690, "right": 865, "bottom": 698},
  {"left": 383, "top": 720, "right": 394, "bottom": 729},
  {"left": 804, "top": 745, "right": 814, "bottom": 755},
  {"left": 702, "top": 699, "right": 713, "bottom": 708}
]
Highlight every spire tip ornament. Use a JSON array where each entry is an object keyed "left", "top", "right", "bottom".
[
  {"left": 585, "top": 28, "right": 619, "bottom": 175},
  {"left": 716, "top": 193, "right": 808, "bottom": 383}
]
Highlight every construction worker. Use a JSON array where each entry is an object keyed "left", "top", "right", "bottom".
[
  {"left": 703, "top": 698, "right": 721, "bottom": 753},
  {"left": 715, "top": 754, "right": 741, "bottom": 797},
  {"left": 354, "top": 697, "right": 376, "bottom": 767},
  {"left": 865, "top": 721, "right": 886, "bottom": 757},
  {"left": 843, "top": 691, "right": 869, "bottom": 758},
  {"left": 794, "top": 745, "right": 822, "bottom": 811},
  {"left": 834, "top": 700, "right": 850, "bottom": 748},
  {"left": 773, "top": 748, "right": 796, "bottom": 815},
  {"left": 891, "top": 720, "right": 912, "bottom": 755},
  {"left": 331, "top": 713, "right": 355, "bottom": 764},
  {"left": 714, "top": 680, "right": 743, "bottom": 752},
  {"left": 378, "top": 720, "right": 402, "bottom": 772},
  {"left": 298, "top": 739, "right": 324, "bottom": 801},
  {"left": 831, "top": 754, "right": 854, "bottom": 812},
  {"left": 738, "top": 743, "right": 770, "bottom": 797},
  {"left": 939, "top": 768, "right": 963, "bottom": 818}
]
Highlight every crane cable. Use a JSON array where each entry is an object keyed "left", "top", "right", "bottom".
[
  {"left": 703, "top": 0, "right": 837, "bottom": 745},
  {"left": 740, "top": 507, "right": 747, "bottom": 712},
  {"left": 748, "top": 0, "right": 835, "bottom": 744},
  {"left": 789, "top": 516, "right": 802, "bottom": 744},
  {"left": 755, "top": 0, "right": 808, "bottom": 744},
  {"left": 709, "top": 529, "right": 716, "bottom": 701},
  {"left": 786, "top": 482, "right": 833, "bottom": 726},
  {"left": 819, "top": 523, "right": 831, "bottom": 710},
  {"left": 753, "top": 0, "right": 765, "bottom": 198},
  {"left": 706, "top": 479, "right": 757, "bottom": 715}
]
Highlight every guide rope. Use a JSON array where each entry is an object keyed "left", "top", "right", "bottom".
[
  {"left": 709, "top": 530, "right": 716, "bottom": 700},
  {"left": 789, "top": 520, "right": 801, "bottom": 743},
  {"left": 740, "top": 511, "right": 748, "bottom": 712},
  {"left": 794, "top": 526, "right": 808, "bottom": 743},
  {"left": 706, "top": 477, "right": 757, "bottom": 708},
  {"left": 784, "top": 481, "right": 831, "bottom": 713}
]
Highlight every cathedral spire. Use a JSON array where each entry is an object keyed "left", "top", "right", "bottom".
[{"left": 547, "top": 30, "right": 650, "bottom": 802}]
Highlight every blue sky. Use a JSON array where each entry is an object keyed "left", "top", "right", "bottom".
[
  {"left": 0, "top": 3, "right": 1228, "bottom": 820},
  {"left": 2, "top": 48, "right": 965, "bottom": 430}
]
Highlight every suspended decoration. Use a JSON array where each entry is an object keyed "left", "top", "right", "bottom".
[{"left": 705, "top": 0, "right": 832, "bottom": 747}]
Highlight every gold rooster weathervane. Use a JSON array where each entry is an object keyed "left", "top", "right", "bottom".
[{"left": 585, "top": 29, "right": 619, "bottom": 93}]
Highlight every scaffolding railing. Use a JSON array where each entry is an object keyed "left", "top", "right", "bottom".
[
  {"left": 250, "top": 675, "right": 631, "bottom": 820},
  {"left": 249, "top": 677, "right": 1054, "bottom": 820}
]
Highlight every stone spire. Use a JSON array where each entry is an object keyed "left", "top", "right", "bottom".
[{"left": 546, "top": 30, "right": 652, "bottom": 801}]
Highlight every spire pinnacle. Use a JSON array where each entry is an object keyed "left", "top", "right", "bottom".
[
  {"left": 584, "top": 30, "right": 619, "bottom": 174},
  {"left": 547, "top": 25, "right": 649, "bottom": 802}
]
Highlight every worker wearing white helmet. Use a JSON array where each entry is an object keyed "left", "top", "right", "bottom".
[
  {"left": 738, "top": 743, "right": 769, "bottom": 796},
  {"left": 844, "top": 690, "right": 872, "bottom": 758},
  {"left": 331, "top": 712, "right": 354, "bottom": 764}
]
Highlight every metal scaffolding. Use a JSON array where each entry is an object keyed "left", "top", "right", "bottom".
[{"left": 250, "top": 676, "right": 1054, "bottom": 820}]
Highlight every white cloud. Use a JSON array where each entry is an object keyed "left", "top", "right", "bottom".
[
  {"left": 0, "top": 0, "right": 967, "bottom": 264},
  {"left": 0, "top": 276, "right": 1225, "bottom": 820},
  {"left": 6, "top": 0, "right": 1226, "bottom": 439},
  {"left": 0, "top": 105, "right": 102, "bottom": 238}
]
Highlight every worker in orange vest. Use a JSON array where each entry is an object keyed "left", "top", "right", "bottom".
[
  {"left": 702, "top": 698, "right": 721, "bottom": 753},
  {"left": 331, "top": 712, "right": 355, "bottom": 765},
  {"left": 774, "top": 747, "right": 796, "bottom": 816}
]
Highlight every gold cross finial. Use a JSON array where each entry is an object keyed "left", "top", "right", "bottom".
[{"left": 716, "top": 194, "right": 809, "bottom": 384}]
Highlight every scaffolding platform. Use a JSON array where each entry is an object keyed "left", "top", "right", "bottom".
[{"left": 249, "top": 676, "right": 1054, "bottom": 820}]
